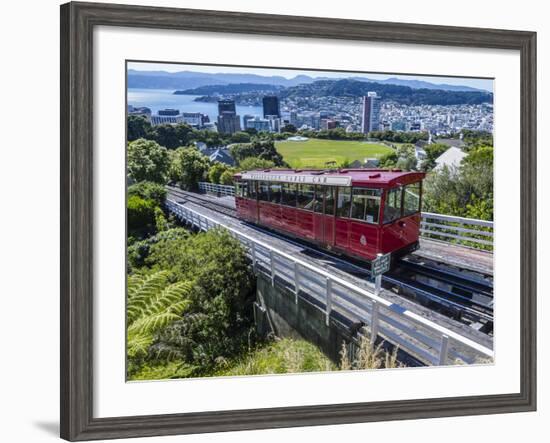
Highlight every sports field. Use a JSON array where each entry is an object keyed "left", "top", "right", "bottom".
[{"left": 275, "top": 138, "right": 394, "bottom": 168}]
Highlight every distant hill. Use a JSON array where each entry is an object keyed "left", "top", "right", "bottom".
[
  {"left": 351, "top": 76, "right": 485, "bottom": 92},
  {"left": 174, "top": 83, "right": 284, "bottom": 95},
  {"left": 127, "top": 70, "right": 320, "bottom": 90},
  {"left": 127, "top": 69, "right": 489, "bottom": 93},
  {"left": 281, "top": 79, "right": 493, "bottom": 105}
]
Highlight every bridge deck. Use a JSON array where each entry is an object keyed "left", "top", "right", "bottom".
[
  {"left": 169, "top": 192, "right": 492, "bottom": 361},
  {"left": 416, "top": 239, "right": 493, "bottom": 276}
]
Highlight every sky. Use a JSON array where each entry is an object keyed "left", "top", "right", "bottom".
[{"left": 128, "top": 61, "right": 493, "bottom": 92}]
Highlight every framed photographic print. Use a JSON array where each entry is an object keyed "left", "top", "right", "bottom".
[{"left": 60, "top": 1, "right": 537, "bottom": 441}]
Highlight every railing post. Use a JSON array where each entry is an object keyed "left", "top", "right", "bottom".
[
  {"left": 438, "top": 334, "right": 449, "bottom": 366},
  {"left": 370, "top": 300, "right": 379, "bottom": 347},
  {"left": 269, "top": 250, "right": 275, "bottom": 286},
  {"left": 325, "top": 277, "right": 332, "bottom": 326},
  {"left": 294, "top": 262, "right": 300, "bottom": 304},
  {"left": 251, "top": 243, "right": 257, "bottom": 273},
  {"left": 374, "top": 274, "right": 382, "bottom": 297}
]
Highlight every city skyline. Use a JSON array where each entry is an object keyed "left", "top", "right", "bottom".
[{"left": 128, "top": 61, "right": 493, "bottom": 92}]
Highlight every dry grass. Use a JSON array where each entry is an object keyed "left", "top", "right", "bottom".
[{"left": 340, "top": 335, "right": 402, "bottom": 370}]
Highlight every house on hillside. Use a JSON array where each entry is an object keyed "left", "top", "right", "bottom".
[
  {"left": 207, "top": 148, "right": 235, "bottom": 166},
  {"left": 434, "top": 146, "right": 467, "bottom": 171}
]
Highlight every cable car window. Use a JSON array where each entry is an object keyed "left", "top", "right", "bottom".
[
  {"left": 269, "top": 182, "right": 282, "bottom": 204},
  {"left": 403, "top": 182, "right": 421, "bottom": 216},
  {"left": 336, "top": 187, "right": 352, "bottom": 218},
  {"left": 313, "top": 186, "right": 324, "bottom": 213},
  {"left": 242, "top": 181, "right": 249, "bottom": 198},
  {"left": 248, "top": 181, "right": 257, "bottom": 199},
  {"left": 235, "top": 181, "right": 241, "bottom": 197},
  {"left": 258, "top": 181, "right": 270, "bottom": 202},
  {"left": 281, "top": 183, "right": 297, "bottom": 207},
  {"left": 383, "top": 187, "right": 403, "bottom": 223},
  {"left": 351, "top": 188, "right": 381, "bottom": 224},
  {"left": 324, "top": 186, "right": 336, "bottom": 216},
  {"left": 297, "top": 184, "right": 315, "bottom": 211}
]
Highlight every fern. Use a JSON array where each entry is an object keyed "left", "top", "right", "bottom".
[{"left": 127, "top": 271, "right": 192, "bottom": 359}]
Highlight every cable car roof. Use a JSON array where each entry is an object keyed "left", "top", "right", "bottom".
[{"left": 235, "top": 169, "right": 425, "bottom": 187}]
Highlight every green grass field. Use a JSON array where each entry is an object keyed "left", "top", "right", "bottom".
[{"left": 275, "top": 138, "right": 394, "bottom": 168}]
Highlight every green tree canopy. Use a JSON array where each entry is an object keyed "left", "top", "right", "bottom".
[
  {"left": 208, "top": 162, "right": 230, "bottom": 184},
  {"left": 423, "top": 146, "right": 493, "bottom": 220},
  {"left": 378, "top": 150, "right": 398, "bottom": 168},
  {"left": 238, "top": 157, "right": 275, "bottom": 171},
  {"left": 127, "top": 195, "right": 157, "bottom": 237},
  {"left": 230, "top": 140, "right": 286, "bottom": 166},
  {"left": 127, "top": 115, "right": 152, "bottom": 141},
  {"left": 169, "top": 147, "right": 210, "bottom": 191},
  {"left": 219, "top": 169, "right": 236, "bottom": 185},
  {"left": 128, "top": 181, "right": 167, "bottom": 206},
  {"left": 127, "top": 138, "right": 171, "bottom": 184},
  {"left": 229, "top": 131, "right": 251, "bottom": 144}
]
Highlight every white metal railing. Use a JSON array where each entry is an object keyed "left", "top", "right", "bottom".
[
  {"left": 197, "top": 182, "right": 493, "bottom": 250},
  {"left": 420, "top": 212, "right": 493, "bottom": 250},
  {"left": 198, "top": 182, "right": 235, "bottom": 196},
  {"left": 166, "top": 198, "right": 493, "bottom": 366}
]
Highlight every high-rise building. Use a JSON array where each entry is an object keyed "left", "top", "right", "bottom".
[
  {"left": 361, "top": 92, "right": 381, "bottom": 134},
  {"left": 218, "top": 99, "right": 236, "bottom": 115},
  {"left": 217, "top": 113, "right": 241, "bottom": 134},
  {"left": 262, "top": 96, "right": 280, "bottom": 118},
  {"left": 217, "top": 99, "right": 241, "bottom": 134}
]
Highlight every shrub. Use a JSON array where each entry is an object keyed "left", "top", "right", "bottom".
[
  {"left": 127, "top": 195, "right": 157, "bottom": 236},
  {"left": 147, "top": 229, "right": 256, "bottom": 369}
]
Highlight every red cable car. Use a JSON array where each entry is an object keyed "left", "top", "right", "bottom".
[{"left": 234, "top": 169, "right": 425, "bottom": 262}]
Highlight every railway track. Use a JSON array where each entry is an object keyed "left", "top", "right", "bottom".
[{"left": 166, "top": 187, "right": 494, "bottom": 332}]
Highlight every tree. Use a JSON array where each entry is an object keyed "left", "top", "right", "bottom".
[
  {"left": 378, "top": 150, "right": 398, "bottom": 168},
  {"left": 230, "top": 140, "right": 286, "bottom": 166},
  {"left": 219, "top": 169, "right": 236, "bottom": 185},
  {"left": 127, "top": 195, "right": 157, "bottom": 237},
  {"left": 280, "top": 124, "right": 297, "bottom": 133},
  {"left": 395, "top": 144, "right": 417, "bottom": 171},
  {"left": 170, "top": 147, "right": 210, "bottom": 191},
  {"left": 127, "top": 138, "right": 170, "bottom": 184},
  {"left": 127, "top": 115, "right": 152, "bottom": 141},
  {"left": 238, "top": 157, "right": 275, "bottom": 171},
  {"left": 128, "top": 181, "right": 167, "bottom": 206},
  {"left": 422, "top": 146, "right": 493, "bottom": 220},
  {"left": 149, "top": 124, "right": 180, "bottom": 149},
  {"left": 420, "top": 143, "right": 448, "bottom": 171},
  {"left": 229, "top": 131, "right": 251, "bottom": 144},
  {"left": 208, "top": 162, "right": 230, "bottom": 184}
]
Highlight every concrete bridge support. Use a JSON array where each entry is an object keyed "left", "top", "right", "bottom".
[{"left": 254, "top": 273, "right": 363, "bottom": 363}]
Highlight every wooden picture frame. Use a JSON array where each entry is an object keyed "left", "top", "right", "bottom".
[{"left": 60, "top": 1, "right": 536, "bottom": 440}]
